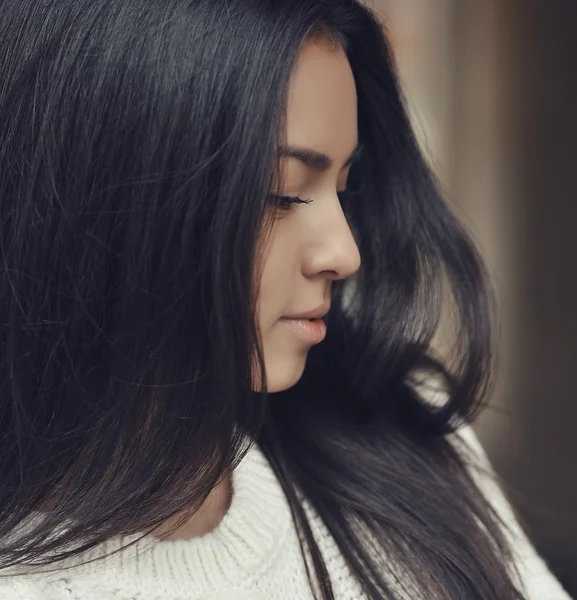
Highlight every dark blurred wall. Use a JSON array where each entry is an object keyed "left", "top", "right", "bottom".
[{"left": 452, "top": 0, "right": 577, "bottom": 592}]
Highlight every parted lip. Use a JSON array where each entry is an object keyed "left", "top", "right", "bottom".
[{"left": 282, "top": 302, "right": 330, "bottom": 320}]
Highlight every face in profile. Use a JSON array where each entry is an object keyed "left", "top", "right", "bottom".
[{"left": 254, "top": 38, "right": 362, "bottom": 393}]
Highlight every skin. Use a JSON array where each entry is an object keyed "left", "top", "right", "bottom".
[
  {"left": 156, "top": 38, "right": 361, "bottom": 540},
  {"left": 256, "top": 37, "right": 361, "bottom": 393}
]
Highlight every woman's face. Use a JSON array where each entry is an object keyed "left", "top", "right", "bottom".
[{"left": 256, "top": 39, "right": 362, "bottom": 393}]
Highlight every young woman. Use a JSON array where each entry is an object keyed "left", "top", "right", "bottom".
[{"left": 0, "top": 1, "right": 572, "bottom": 599}]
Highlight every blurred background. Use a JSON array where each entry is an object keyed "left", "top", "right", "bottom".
[{"left": 369, "top": 0, "right": 577, "bottom": 593}]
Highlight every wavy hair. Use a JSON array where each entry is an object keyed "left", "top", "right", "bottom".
[{"left": 0, "top": 1, "right": 526, "bottom": 598}]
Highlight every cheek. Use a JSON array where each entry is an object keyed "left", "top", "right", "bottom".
[
  {"left": 258, "top": 257, "right": 289, "bottom": 329},
  {"left": 256, "top": 223, "right": 296, "bottom": 328}
]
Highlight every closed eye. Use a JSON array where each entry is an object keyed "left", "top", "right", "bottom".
[
  {"left": 268, "top": 194, "right": 313, "bottom": 209},
  {"left": 268, "top": 190, "right": 349, "bottom": 212}
]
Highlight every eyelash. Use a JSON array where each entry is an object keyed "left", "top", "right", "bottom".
[
  {"left": 268, "top": 194, "right": 313, "bottom": 210},
  {"left": 268, "top": 192, "right": 347, "bottom": 211}
]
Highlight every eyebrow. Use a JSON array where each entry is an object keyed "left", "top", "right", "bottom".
[{"left": 277, "top": 142, "right": 364, "bottom": 171}]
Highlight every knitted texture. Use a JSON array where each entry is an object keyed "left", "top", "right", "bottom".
[{"left": 0, "top": 426, "right": 572, "bottom": 600}]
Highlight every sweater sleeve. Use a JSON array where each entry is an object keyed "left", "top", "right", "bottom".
[{"left": 452, "top": 424, "right": 573, "bottom": 600}]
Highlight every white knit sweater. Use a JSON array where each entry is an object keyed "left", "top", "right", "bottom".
[{"left": 0, "top": 425, "right": 572, "bottom": 600}]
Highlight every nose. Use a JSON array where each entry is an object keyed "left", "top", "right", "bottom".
[{"left": 302, "top": 193, "right": 361, "bottom": 281}]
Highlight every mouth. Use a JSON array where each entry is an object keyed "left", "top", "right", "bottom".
[
  {"left": 282, "top": 303, "right": 331, "bottom": 321},
  {"left": 284, "top": 316, "right": 321, "bottom": 322},
  {"left": 280, "top": 316, "right": 327, "bottom": 344}
]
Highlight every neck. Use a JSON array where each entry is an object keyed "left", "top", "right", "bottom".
[{"left": 151, "top": 472, "right": 234, "bottom": 541}]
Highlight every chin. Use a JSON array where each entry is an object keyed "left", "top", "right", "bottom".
[{"left": 264, "top": 355, "right": 306, "bottom": 393}]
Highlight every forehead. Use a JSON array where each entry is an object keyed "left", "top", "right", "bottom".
[{"left": 282, "top": 40, "right": 358, "bottom": 163}]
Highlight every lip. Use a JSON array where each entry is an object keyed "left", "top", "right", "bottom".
[
  {"left": 283, "top": 302, "right": 330, "bottom": 320},
  {"left": 280, "top": 316, "right": 327, "bottom": 344}
]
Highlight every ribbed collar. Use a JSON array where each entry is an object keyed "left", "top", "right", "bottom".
[{"left": 23, "top": 443, "right": 295, "bottom": 597}]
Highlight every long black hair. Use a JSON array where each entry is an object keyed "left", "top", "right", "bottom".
[{"left": 0, "top": 1, "right": 527, "bottom": 598}]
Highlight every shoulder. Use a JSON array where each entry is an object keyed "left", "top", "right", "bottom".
[
  {"left": 448, "top": 422, "right": 573, "bottom": 600},
  {"left": 411, "top": 376, "right": 571, "bottom": 598},
  {"left": 0, "top": 577, "right": 66, "bottom": 600}
]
